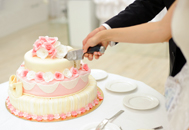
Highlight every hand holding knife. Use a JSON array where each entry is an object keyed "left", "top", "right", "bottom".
[{"left": 65, "top": 45, "right": 105, "bottom": 61}]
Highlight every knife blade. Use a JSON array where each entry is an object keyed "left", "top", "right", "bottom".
[{"left": 65, "top": 45, "right": 105, "bottom": 61}]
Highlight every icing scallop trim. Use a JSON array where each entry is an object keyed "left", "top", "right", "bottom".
[
  {"left": 6, "top": 90, "right": 103, "bottom": 121},
  {"left": 17, "top": 64, "right": 90, "bottom": 83}
]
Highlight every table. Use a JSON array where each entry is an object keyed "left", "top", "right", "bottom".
[{"left": 0, "top": 73, "right": 168, "bottom": 130}]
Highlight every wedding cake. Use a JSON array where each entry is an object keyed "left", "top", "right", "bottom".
[{"left": 6, "top": 36, "right": 103, "bottom": 121}]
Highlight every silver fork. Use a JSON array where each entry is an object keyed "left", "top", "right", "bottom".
[{"left": 95, "top": 110, "right": 124, "bottom": 130}]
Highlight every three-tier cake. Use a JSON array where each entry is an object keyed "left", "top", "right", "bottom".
[{"left": 6, "top": 36, "right": 103, "bottom": 121}]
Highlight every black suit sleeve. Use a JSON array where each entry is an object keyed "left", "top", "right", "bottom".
[{"left": 105, "top": 0, "right": 165, "bottom": 28}]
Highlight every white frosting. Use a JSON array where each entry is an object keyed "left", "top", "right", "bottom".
[
  {"left": 24, "top": 49, "right": 75, "bottom": 73},
  {"left": 8, "top": 75, "right": 97, "bottom": 115},
  {"left": 37, "top": 82, "right": 59, "bottom": 93},
  {"left": 60, "top": 77, "right": 80, "bottom": 89},
  {"left": 17, "top": 73, "right": 89, "bottom": 93}
]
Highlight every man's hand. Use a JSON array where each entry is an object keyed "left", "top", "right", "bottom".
[{"left": 82, "top": 26, "right": 107, "bottom": 61}]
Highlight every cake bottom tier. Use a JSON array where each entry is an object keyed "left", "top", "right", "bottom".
[{"left": 8, "top": 75, "right": 97, "bottom": 116}]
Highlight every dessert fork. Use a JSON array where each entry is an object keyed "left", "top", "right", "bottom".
[{"left": 95, "top": 110, "right": 124, "bottom": 130}]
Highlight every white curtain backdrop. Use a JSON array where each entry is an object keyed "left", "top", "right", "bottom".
[{"left": 94, "top": 0, "right": 167, "bottom": 25}]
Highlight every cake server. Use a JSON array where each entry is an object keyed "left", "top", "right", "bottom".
[
  {"left": 65, "top": 45, "right": 105, "bottom": 61},
  {"left": 95, "top": 110, "right": 124, "bottom": 130}
]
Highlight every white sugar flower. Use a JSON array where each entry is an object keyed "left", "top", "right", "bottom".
[
  {"left": 43, "top": 72, "right": 54, "bottom": 82},
  {"left": 26, "top": 71, "right": 36, "bottom": 80},
  {"left": 53, "top": 41, "right": 61, "bottom": 48},
  {"left": 63, "top": 68, "right": 72, "bottom": 78},
  {"left": 36, "top": 47, "right": 48, "bottom": 59},
  {"left": 56, "top": 45, "right": 68, "bottom": 59}
]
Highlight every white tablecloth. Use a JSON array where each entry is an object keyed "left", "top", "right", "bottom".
[{"left": 0, "top": 73, "right": 168, "bottom": 130}]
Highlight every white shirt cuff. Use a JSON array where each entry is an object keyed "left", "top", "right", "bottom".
[{"left": 101, "top": 23, "right": 116, "bottom": 47}]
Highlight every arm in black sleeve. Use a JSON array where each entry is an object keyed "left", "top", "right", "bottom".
[{"left": 105, "top": 0, "right": 165, "bottom": 28}]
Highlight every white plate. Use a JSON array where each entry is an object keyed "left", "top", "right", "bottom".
[
  {"left": 91, "top": 69, "right": 108, "bottom": 81},
  {"left": 123, "top": 94, "right": 159, "bottom": 110},
  {"left": 80, "top": 122, "right": 121, "bottom": 130},
  {"left": 105, "top": 80, "right": 137, "bottom": 92}
]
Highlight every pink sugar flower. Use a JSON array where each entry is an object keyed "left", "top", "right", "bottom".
[
  {"left": 36, "top": 116, "right": 43, "bottom": 122},
  {"left": 60, "top": 113, "right": 66, "bottom": 119},
  {"left": 23, "top": 112, "right": 28, "bottom": 118},
  {"left": 49, "top": 48, "right": 57, "bottom": 59},
  {"left": 94, "top": 99, "right": 99, "bottom": 105},
  {"left": 39, "top": 36, "right": 48, "bottom": 42},
  {"left": 85, "top": 106, "right": 90, "bottom": 111},
  {"left": 26, "top": 114, "right": 32, "bottom": 120},
  {"left": 48, "top": 37, "right": 58, "bottom": 45},
  {"left": 80, "top": 107, "right": 86, "bottom": 113},
  {"left": 32, "top": 115, "right": 37, "bottom": 120},
  {"left": 66, "top": 112, "right": 71, "bottom": 117},
  {"left": 98, "top": 95, "right": 103, "bottom": 100},
  {"left": 18, "top": 112, "right": 24, "bottom": 117},
  {"left": 47, "top": 114, "right": 54, "bottom": 121},
  {"left": 71, "top": 111, "right": 77, "bottom": 117},
  {"left": 35, "top": 72, "right": 44, "bottom": 82},
  {"left": 77, "top": 110, "right": 81, "bottom": 115},
  {"left": 82, "top": 64, "right": 89, "bottom": 71},
  {"left": 54, "top": 71, "right": 64, "bottom": 81},
  {"left": 14, "top": 110, "right": 20, "bottom": 115},
  {"left": 70, "top": 67, "right": 79, "bottom": 77},
  {"left": 54, "top": 114, "right": 60, "bottom": 119},
  {"left": 42, "top": 115, "right": 48, "bottom": 120},
  {"left": 33, "top": 40, "right": 43, "bottom": 50},
  {"left": 20, "top": 69, "right": 29, "bottom": 77},
  {"left": 43, "top": 42, "right": 54, "bottom": 52},
  {"left": 88, "top": 103, "right": 93, "bottom": 109}
]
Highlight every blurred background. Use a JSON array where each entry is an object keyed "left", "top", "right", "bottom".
[{"left": 0, "top": 0, "right": 169, "bottom": 94}]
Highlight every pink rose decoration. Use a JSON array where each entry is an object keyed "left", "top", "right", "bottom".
[
  {"left": 88, "top": 103, "right": 93, "bottom": 109},
  {"left": 35, "top": 72, "right": 44, "bottom": 82},
  {"left": 18, "top": 112, "right": 24, "bottom": 117},
  {"left": 94, "top": 99, "right": 99, "bottom": 105},
  {"left": 80, "top": 107, "right": 86, "bottom": 113},
  {"left": 66, "top": 112, "right": 71, "bottom": 117},
  {"left": 48, "top": 37, "right": 58, "bottom": 45},
  {"left": 70, "top": 67, "right": 79, "bottom": 77},
  {"left": 54, "top": 114, "right": 60, "bottom": 119},
  {"left": 26, "top": 114, "right": 32, "bottom": 120},
  {"left": 33, "top": 40, "right": 43, "bottom": 50},
  {"left": 42, "top": 115, "right": 48, "bottom": 120},
  {"left": 47, "top": 114, "right": 54, "bottom": 121},
  {"left": 39, "top": 36, "right": 48, "bottom": 42},
  {"left": 36, "top": 116, "right": 43, "bottom": 121},
  {"left": 98, "top": 95, "right": 103, "bottom": 100},
  {"left": 77, "top": 110, "right": 81, "bottom": 114},
  {"left": 54, "top": 71, "right": 64, "bottom": 81},
  {"left": 20, "top": 69, "right": 29, "bottom": 77},
  {"left": 82, "top": 64, "right": 89, "bottom": 71},
  {"left": 23, "top": 112, "right": 28, "bottom": 118},
  {"left": 43, "top": 42, "right": 54, "bottom": 52},
  {"left": 71, "top": 111, "right": 77, "bottom": 117},
  {"left": 60, "top": 113, "right": 66, "bottom": 119}
]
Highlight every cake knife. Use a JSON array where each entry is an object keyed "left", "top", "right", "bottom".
[{"left": 65, "top": 45, "right": 105, "bottom": 61}]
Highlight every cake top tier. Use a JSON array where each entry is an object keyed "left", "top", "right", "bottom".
[
  {"left": 24, "top": 36, "right": 81, "bottom": 73},
  {"left": 32, "top": 36, "right": 68, "bottom": 59}
]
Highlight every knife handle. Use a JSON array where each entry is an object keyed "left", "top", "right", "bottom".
[{"left": 87, "top": 45, "right": 105, "bottom": 54}]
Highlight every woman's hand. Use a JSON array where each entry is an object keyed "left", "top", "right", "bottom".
[
  {"left": 83, "top": 30, "right": 109, "bottom": 60},
  {"left": 82, "top": 26, "right": 108, "bottom": 61}
]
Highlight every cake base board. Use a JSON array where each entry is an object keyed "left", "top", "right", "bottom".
[{"left": 5, "top": 87, "right": 104, "bottom": 122}]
